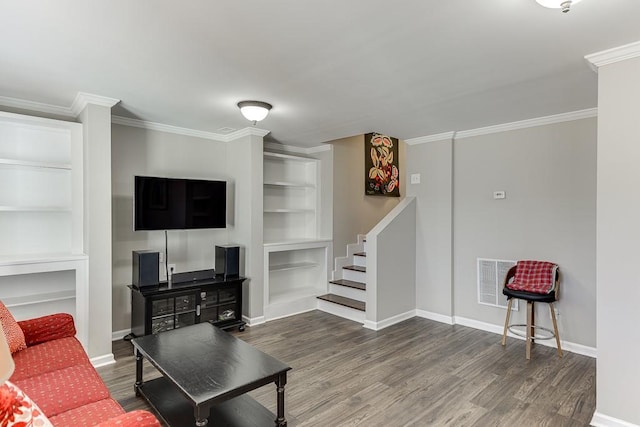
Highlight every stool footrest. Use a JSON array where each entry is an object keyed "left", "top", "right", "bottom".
[{"left": 507, "top": 324, "right": 556, "bottom": 340}]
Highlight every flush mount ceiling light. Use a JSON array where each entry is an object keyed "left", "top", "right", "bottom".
[
  {"left": 536, "top": 0, "right": 582, "bottom": 13},
  {"left": 237, "top": 100, "right": 272, "bottom": 124}
]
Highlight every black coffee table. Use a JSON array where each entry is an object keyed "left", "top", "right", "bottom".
[{"left": 131, "top": 322, "right": 291, "bottom": 426}]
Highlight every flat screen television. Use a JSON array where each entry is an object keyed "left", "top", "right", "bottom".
[{"left": 134, "top": 176, "right": 226, "bottom": 230}]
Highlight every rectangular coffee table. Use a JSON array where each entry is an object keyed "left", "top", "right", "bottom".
[{"left": 131, "top": 322, "right": 291, "bottom": 426}]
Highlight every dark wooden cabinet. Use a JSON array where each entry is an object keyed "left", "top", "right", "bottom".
[{"left": 129, "top": 276, "right": 246, "bottom": 337}]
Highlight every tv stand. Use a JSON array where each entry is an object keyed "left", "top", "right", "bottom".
[{"left": 128, "top": 275, "right": 246, "bottom": 337}]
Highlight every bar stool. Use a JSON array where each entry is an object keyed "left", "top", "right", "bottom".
[{"left": 501, "top": 260, "right": 562, "bottom": 360}]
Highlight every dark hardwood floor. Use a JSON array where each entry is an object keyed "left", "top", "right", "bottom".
[{"left": 97, "top": 311, "right": 595, "bottom": 426}]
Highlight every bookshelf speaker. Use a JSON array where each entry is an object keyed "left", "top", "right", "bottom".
[
  {"left": 133, "top": 250, "right": 159, "bottom": 287},
  {"left": 215, "top": 245, "right": 239, "bottom": 279}
]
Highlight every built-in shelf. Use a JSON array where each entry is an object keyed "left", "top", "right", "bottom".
[
  {"left": 0, "top": 206, "right": 71, "bottom": 212},
  {"left": 0, "top": 158, "right": 71, "bottom": 170},
  {"left": 263, "top": 149, "right": 329, "bottom": 321},
  {"left": 269, "top": 261, "right": 319, "bottom": 272},
  {"left": 264, "top": 238, "right": 332, "bottom": 247},
  {"left": 263, "top": 151, "right": 316, "bottom": 162},
  {"left": 269, "top": 287, "right": 320, "bottom": 305},
  {"left": 264, "top": 181, "right": 314, "bottom": 188},
  {"left": 0, "top": 253, "right": 88, "bottom": 266},
  {"left": 263, "top": 208, "right": 314, "bottom": 213},
  {"left": 3, "top": 290, "right": 75, "bottom": 308}
]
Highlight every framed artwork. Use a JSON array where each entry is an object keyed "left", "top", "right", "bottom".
[{"left": 365, "top": 133, "right": 400, "bottom": 197}]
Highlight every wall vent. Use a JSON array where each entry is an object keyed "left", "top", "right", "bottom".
[{"left": 477, "top": 258, "right": 518, "bottom": 310}]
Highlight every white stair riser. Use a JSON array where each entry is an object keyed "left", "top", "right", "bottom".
[
  {"left": 353, "top": 255, "right": 366, "bottom": 267},
  {"left": 329, "top": 283, "right": 366, "bottom": 301},
  {"left": 346, "top": 243, "right": 364, "bottom": 258},
  {"left": 332, "top": 257, "right": 350, "bottom": 280},
  {"left": 317, "top": 299, "right": 365, "bottom": 323},
  {"left": 343, "top": 269, "right": 366, "bottom": 282}
]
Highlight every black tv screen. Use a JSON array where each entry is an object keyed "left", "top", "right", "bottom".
[{"left": 134, "top": 176, "right": 226, "bottom": 230}]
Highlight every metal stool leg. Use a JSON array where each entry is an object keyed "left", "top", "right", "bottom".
[
  {"left": 549, "top": 303, "right": 563, "bottom": 358},
  {"left": 526, "top": 301, "right": 533, "bottom": 360},
  {"left": 502, "top": 299, "right": 513, "bottom": 346}
]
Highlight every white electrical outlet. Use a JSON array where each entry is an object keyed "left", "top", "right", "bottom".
[{"left": 410, "top": 173, "right": 421, "bottom": 184}]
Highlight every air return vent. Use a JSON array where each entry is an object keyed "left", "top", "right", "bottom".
[{"left": 477, "top": 258, "right": 518, "bottom": 310}]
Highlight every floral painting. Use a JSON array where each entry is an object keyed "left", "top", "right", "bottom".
[{"left": 365, "top": 133, "right": 400, "bottom": 197}]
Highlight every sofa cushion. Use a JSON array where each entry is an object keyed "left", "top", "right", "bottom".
[
  {"left": 48, "top": 398, "right": 124, "bottom": 427},
  {"left": 0, "top": 380, "right": 53, "bottom": 426},
  {"left": 10, "top": 337, "right": 88, "bottom": 382},
  {"left": 18, "top": 313, "right": 76, "bottom": 347},
  {"left": 0, "top": 302, "right": 26, "bottom": 354},
  {"left": 14, "top": 363, "right": 110, "bottom": 418}
]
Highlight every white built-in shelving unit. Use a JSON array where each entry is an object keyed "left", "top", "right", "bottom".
[
  {"left": 263, "top": 151, "right": 331, "bottom": 320},
  {"left": 0, "top": 111, "right": 88, "bottom": 349}
]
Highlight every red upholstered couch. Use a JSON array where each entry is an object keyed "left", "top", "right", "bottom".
[{"left": 9, "top": 313, "right": 159, "bottom": 426}]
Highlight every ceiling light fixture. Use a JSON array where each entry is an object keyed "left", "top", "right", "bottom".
[
  {"left": 536, "top": 0, "right": 582, "bottom": 13},
  {"left": 237, "top": 101, "right": 272, "bottom": 124}
]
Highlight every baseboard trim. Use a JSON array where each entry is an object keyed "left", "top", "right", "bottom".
[
  {"left": 363, "top": 310, "right": 420, "bottom": 331},
  {"left": 90, "top": 353, "right": 116, "bottom": 368},
  {"left": 453, "top": 316, "right": 597, "bottom": 358},
  {"left": 112, "top": 328, "right": 131, "bottom": 341},
  {"left": 242, "top": 315, "right": 266, "bottom": 326},
  {"left": 415, "top": 309, "right": 454, "bottom": 325},
  {"left": 591, "top": 411, "right": 640, "bottom": 427}
]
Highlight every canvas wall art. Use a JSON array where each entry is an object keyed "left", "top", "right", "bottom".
[{"left": 365, "top": 133, "right": 400, "bottom": 197}]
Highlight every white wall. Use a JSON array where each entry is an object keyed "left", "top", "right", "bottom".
[
  {"left": 80, "top": 103, "right": 114, "bottom": 360},
  {"left": 111, "top": 124, "right": 230, "bottom": 333},
  {"left": 366, "top": 197, "right": 416, "bottom": 325},
  {"left": 594, "top": 55, "right": 640, "bottom": 426},
  {"left": 226, "top": 134, "right": 264, "bottom": 321},
  {"left": 453, "top": 118, "right": 597, "bottom": 348}
]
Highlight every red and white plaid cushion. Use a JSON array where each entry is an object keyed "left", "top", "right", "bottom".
[{"left": 507, "top": 260, "right": 558, "bottom": 294}]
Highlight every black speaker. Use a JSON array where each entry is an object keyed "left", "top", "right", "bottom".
[
  {"left": 133, "top": 250, "right": 159, "bottom": 287},
  {"left": 215, "top": 245, "right": 239, "bottom": 279}
]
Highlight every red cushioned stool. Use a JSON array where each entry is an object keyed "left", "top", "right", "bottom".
[{"left": 501, "top": 260, "right": 562, "bottom": 360}]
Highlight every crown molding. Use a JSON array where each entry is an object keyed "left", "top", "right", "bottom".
[
  {"left": 225, "top": 127, "right": 270, "bottom": 141},
  {"left": 455, "top": 108, "right": 597, "bottom": 140},
  {"left": 112, "top": 115, "right": 230, "bottom": 141},
  {"left": 585, "top": 40, "right": 640, "bottom": 72},
  {"left": 0, "top": 92, "right": 120, "bottom": 118},
  {"left": 112, "top": 115, "right": 269, "bottom": 142},
  {"left": 0, "top": 95, "right": 74, "bottom": 117},
  {"left": 307, "top": 144, "right": 332, "bottom": 153},
  {"left": 71, "top": 92, "right": 119, "bottom": 116},
  {"left": 405, "top": 131, "right": 456, "bottom": 146}
]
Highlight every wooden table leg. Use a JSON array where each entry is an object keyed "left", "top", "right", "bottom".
[
  {"left": 275, "top": 372, "right": 287, "bottom": 426},
  {"left": 135, "top": 349, "right": 143, "bottom": 396}
]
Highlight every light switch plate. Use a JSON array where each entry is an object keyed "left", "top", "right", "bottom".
[{"left": 410, "top": 173, "right": 421, "bottom": 184}]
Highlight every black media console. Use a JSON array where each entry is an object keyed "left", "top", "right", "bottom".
[{"left": 128, "top": 274, "right": 246, "bottom": 338}]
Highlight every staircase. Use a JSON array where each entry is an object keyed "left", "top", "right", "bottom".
[{"left": 317, "top": 235, "right": 367, "bottom": 323}]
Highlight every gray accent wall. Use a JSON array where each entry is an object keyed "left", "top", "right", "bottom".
[
  {"left": 331, "top": 135, "right": 406, "bottom": 258},
  {"left": 453, "top": 118, "right": 597, "bottom": 347},
  {"left": 407, "top": 117, "right": 597, "bottom": 348},
  {"left": 406, "top": 139, "right": 453, "bottom": 318},
  {"left": 111, "top": 124, "right": 232, "bottom": 334}
]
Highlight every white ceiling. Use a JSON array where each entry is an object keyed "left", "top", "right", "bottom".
[{"left": 1, "top": 1, "right": 639, "bottom": 147}]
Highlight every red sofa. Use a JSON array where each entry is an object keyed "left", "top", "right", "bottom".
[{"left": 9, "top": 313, "right": 159, "bottom": 426}]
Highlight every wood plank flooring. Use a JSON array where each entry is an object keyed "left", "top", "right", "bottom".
[{"left": 97, "top": 311, "right": 595, "bottom": 426}]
